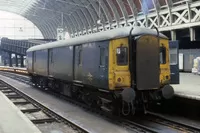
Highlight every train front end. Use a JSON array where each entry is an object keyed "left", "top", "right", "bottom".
[{"left": 108, "top": 30, "right": 174, "bottom": 115}]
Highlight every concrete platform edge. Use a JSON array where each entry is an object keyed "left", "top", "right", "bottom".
[
  {"left": 0, "top": 76, "right": 92, "bottom": 133},
  {"left": 0, "top": 88, "right": 42, "bottom": 133}
]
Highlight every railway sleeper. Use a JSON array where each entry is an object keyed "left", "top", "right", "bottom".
[{"left": 21, "top": 108, "right": 41, "bottom": 113}]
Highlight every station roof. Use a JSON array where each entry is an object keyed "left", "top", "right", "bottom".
[{"left": 0, "top": 0, "right": 190, "bottom": 39}]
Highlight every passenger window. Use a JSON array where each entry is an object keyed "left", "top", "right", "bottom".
[
  {"left": 100, "top": 48, "right": 105, "bottom": 65},
  {"left": 116, "top": 47, "right": 128, "bottom": 65},
  {"left": 78, "top": 49, "right": 82, "bottom": 65},
  {"left": 160, "top": 46, "right": 166, "bottom": 64}
]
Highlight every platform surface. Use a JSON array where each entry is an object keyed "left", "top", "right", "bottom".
[
  {"left": 0, "top": 66, "right": 26, "bottom": 70},
  {"left": 173, "top": 73, "right": 200, "bottom": 100},
  {"left": 0, "top": 91, "right": 41, "bottom": 133},
  {"left": 0, "top": 75, "right": 131, "bottom": 133}
]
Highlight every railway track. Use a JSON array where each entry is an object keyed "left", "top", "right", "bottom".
[
  {"left": 0, "top": 78, "right": 89, "bottom": 133},
  {"left": 0, "top": 71, "right": 157, "bottom": 133},
  {"left": 1, "top": 71, "right": 200, "bottom": 133},
  {"left": 144, "top": 112, "right": 200, "bottom": 133}
]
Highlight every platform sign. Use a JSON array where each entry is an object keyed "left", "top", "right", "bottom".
[
  {"left": 169, "top": 40, "right": 180, "bottom": 84},
  {"left": 57, "top": 28, "right": 65, "bottom": 40}
]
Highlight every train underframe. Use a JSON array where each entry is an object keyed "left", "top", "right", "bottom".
[{"left": 30, "top": 74, "right": 174, "bottom": 116}]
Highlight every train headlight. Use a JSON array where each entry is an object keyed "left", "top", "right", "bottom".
[{"left": 117, "top": 77, "right": 122, "bottom": 82}]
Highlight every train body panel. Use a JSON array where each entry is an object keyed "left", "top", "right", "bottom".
[
  {"left": 108, "top": 38, "right": 130, "bottom": 90},
  {"left": 81, "top": 41, "right": 109, "bottom": 89},
  {"left": 48, "top": 46, "right": 73, "bottom": 81},
  {"left": 160, "top": 38, "right": 171, "bottom": 86},
  {"left": 33, "top": 50, "right": 48, "bottom": 76},
  {"left": 74, "top": 45, "right": 83, "bottom": 82},
  {"left": 27, "top": 52, "right": 33, "bottom": 73},
  {"left": 136, "top": 35, "right": 160, "bottom": 90},
  {"left": 27, "top": 36, "right": 172, "bottom": 91}
]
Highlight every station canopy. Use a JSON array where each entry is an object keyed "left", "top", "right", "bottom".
[{"left": 0, "top": 0, "right": 189, "bottom": 39}]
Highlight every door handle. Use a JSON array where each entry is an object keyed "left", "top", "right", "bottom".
[{"left": 99, "top": 65, "right": 105, "bottom": 68}]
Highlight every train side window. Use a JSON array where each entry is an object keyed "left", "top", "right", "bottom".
[
  {"left": 116, "top": 47, "right": 128, "bottom": 65},
  {"left": 100, "top": 48, "right": 105, "bottom": 66},
  {"left": 160, "top": 46, "right": 166, "bottom": 64}
]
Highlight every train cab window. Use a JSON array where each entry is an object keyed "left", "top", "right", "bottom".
[
  {"left": 160, "top": 46, "right": 166, "bottom": 64},
  {"left": 116, "top": 47, "right": 128, "bottom": 65}
]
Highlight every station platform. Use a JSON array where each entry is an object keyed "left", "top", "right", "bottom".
[
  {"left": 0, "top": 91, "right": 41, "bottom": 133},
  {"left": 0, "top": 75, "right": 131, "bottom": 133},
  {"left": 0, "top": 66, "right": 26, "bottom": 70},
  {"left": 173, "top": 73, "right": 200, "bottom": 100}
]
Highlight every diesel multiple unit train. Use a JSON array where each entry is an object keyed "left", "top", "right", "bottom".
[{"left": 26, "top": 26, "right": 175, "bottom": 115}]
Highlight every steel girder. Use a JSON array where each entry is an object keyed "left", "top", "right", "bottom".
[{"left": 0, "top": 0, "right": 198, "bottom": 39}]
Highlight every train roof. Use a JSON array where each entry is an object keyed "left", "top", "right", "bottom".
[{"left": 27, "top": 26, "right": 168, "bottom": 52}]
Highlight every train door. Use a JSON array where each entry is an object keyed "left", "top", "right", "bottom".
[
  {"left": 135, "top": 35, "right": 160, "bottom": 90},
  {"left": 169, "top": 41, "right": 180, "bottom": 84},
  {"left": 26, "top": 52, "right": 33, "bottom": 73},
  {"left": 99, "top": 44, "right": 109, "bottom": 88},
  {"left": 109, "top": 38, "right": 130, "bottom": 90},
  {"left": 47, "top": 49, "right": 52, "bottom": 76},
  {"left": 74, "top": 45, "right": 83, "bottom": 83},
  {"left": 32, "top": 51, "right": 36, "bottom": 73}
]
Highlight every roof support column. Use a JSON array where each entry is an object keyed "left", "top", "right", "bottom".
[
  {"left": 186, "top": 0, "right": 192, "bottom": 22},
  {"left": 134, "top": 17, "right": 138, "bottom": 26},
  {"left": 20, "top": 55, "right": 24, "bottom": 68},
  {"left": 165, "top": 0, "right": 173, "bottom": 26},
  {"left": 171, "top": 30, "right": 176, "bottom": 41},
  {"left": 169, "top": 6, "right": 173, "bottom": 26},
  {"left": 190, "top": 27, "right": 195, "bottom": 41},
  {"left": 153, "top": 0, "right": 161, "bottom": 28},
  {"left": 15, "top": 54, "right": 18, "bottom": 67},
  {"left": 157, "top": 12, "right": 160, "bottom": 28},
  {"left": 140, "top": 0, "right": 149, "bottom": 28},
  {"left": 8, "top": 52, "right": 12, "bottom": 67},
  {"left": 128, "top": 0, "right": 138, "bottom": 26},
  {"left": 145, "top": 15, "right": 148, "bottom": 27}
]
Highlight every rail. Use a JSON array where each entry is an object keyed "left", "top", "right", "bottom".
[{"left": 0, "top": 79, "right": 89, "bottom": 133}]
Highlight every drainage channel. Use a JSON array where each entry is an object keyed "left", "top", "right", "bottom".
[{"left": 0, "top": 79, "right": 89, "bottom": 133}]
